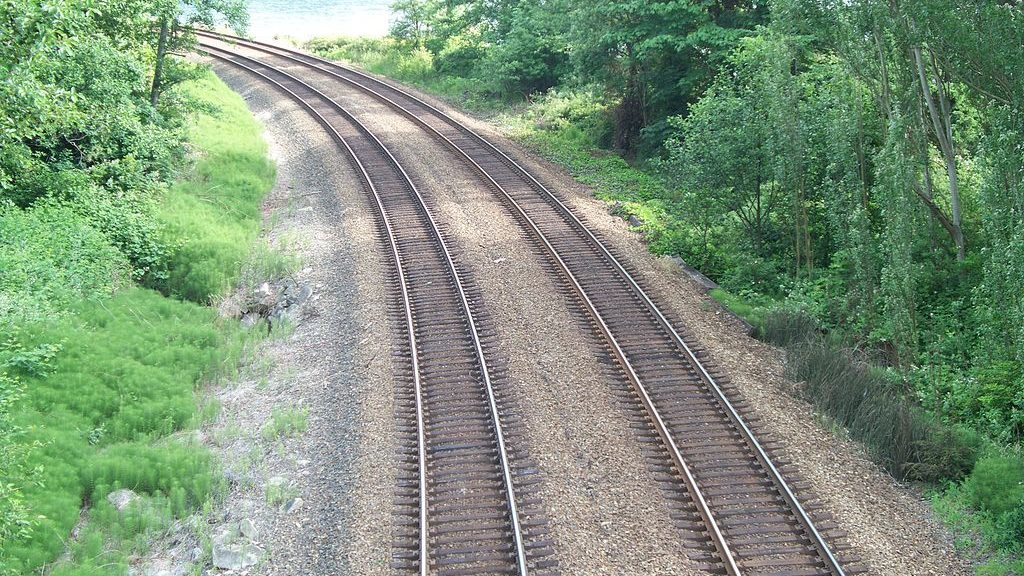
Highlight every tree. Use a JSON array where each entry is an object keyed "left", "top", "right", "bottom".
[
  {"left": 664, "top": 70, "right": 780, "bottom": 256},
  {"left": 149, "top": 0, "right": 248, "bottom": 106},
  {"left": 571, "top": 0, "right": 766, "bottom": 154}
]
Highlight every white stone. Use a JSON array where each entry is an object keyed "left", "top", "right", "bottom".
[{"left": 106, "top": 489, "right": 139, "bottom": 511}]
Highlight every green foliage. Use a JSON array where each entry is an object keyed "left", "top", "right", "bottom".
[
  {"left": 707, "top": 288, "right": 772, "bottom": 329},
  {"left": 932, "top": 480, "right": 1024, "bottom": 575},
  {"left": 0, "top": 63, "right": 273, "bottom": 574},
  {"left": 0, "top": 290, "right": 232, "bottom": 573},
  {"left": 154, "top": 73, "right": 276, "bottom": 302},
  {"left": 305, "top": 36, "right": 502, "bottom": 110},
  {"left": 758, "top": 308, "right": 818, "bottom": 347},
  {"left": 0, "top": 203, "right": 131, "bottom": 323},
  {"left": 0, "top": 363, "right": 37, "bottom": 573},
  {"left": 786, "top": 336, "right": 980, "bottom": 482},
  {"left": 967, "top": 456, "right": 1024, "bottom": 518}
]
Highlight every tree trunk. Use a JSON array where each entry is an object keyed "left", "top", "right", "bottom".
[
  {"left": 914, "top": 45, "right": 965, "bottom": 261},
  {"left": 614, "top": 44, "right": 644, "bottom": 155},
  {"left": 150, "top": 17, "right": 170, "bottom": 107}
]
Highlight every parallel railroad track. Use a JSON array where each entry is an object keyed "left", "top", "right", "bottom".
[
  {"left": 198, "top": 45, "right": 556, "bottom": 576},
  {"left": 199, "top": 32, "right": 865, "bottom": 576}
]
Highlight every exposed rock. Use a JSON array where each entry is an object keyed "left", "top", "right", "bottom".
[
  {"left": 107, "top": 489, "right": 139, "bottom": 512},
  {"left": 281, "top": 497, "right": 303, "bottom": 515},
  {"left": 131, "top": 557, "right": 189, "bottom": 576},
  {"left": 240, "top": 312, "right": 261, "bottom": 329},
  {"left": 211, "top": 527, "right": 263, "bottom": 570},
  {"left": 236, "top": 278, "right": 314, "bottom": 328},
  {"left": 224, "top": 470, "right": 247, "bottom": 487},
  {"left": 239, "top": 518, "right": 259, "bottom": 541},
  {"left": 253, "top": 282, "right": 278, "bottom": 315},
  {"left": 627, "top": 215, "right": 643, "bottom": 228}
]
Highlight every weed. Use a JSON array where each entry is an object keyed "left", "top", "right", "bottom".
[
  {"left": 786, "top": 337, "right": 981, "bottom": 482},
  {"left": 154, "top": 74, "right": 276, "bottom": 303},
  {"left": 262, "top": 406, "right": 309, "bottom": 441},
  {"left": 967, "top": 455, "right": 1024, "bottom": 517},
  {"left": 241, "top": 235, "right": 303, "bottom": 287},
  {"left": 758, "top": 308, "right": 819, "bottom": 347},
  {"left": 264, "top": 481, "right": 298, "bottom": 507}
]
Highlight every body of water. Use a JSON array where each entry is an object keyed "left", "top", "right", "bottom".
[{"left": 245, "top": 0, "right": 394, "bottom": 40}]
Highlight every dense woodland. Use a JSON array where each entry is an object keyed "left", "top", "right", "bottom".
[{"left": 306, "top": 0, "right": 1024, "bottom": 569}]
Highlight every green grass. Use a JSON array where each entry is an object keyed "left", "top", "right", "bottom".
[
  {"left": 0, "top": 70, "right": 275, "bottom": 575},
  {"left": 1, "top": 290, "right": 236, "bottom": 574},
  {"left": 709, "top": 288, "right": 773, "bottom": 328},
  {"left": 931, "top": 458, "right": 1024, "bottom": 576},
  {"left": 261, "top": 406, "right": 308, "bottom": 441},
  {"left": 264, "top": 480, "right": 298, "bottom": 508},
  {"left": 303, "top": 37, "right": 508, "bottom": 112},
  {"left": 155, "top": 73, "right": 276, "bottom": 303}
]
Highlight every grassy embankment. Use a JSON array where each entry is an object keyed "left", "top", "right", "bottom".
[
  {"left": 304, "top": 36, "right": 1024, "bottom": 574},
  {"left": 0, "top": 71, "right": 275, "bottom": 575}
]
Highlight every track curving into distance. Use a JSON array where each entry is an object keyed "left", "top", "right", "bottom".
[
  {"left": 198, "top": 45, "right": 556, "bottom": 576},
  {"left": 198, "top": 31, "right": 866, "bottom": 576}
]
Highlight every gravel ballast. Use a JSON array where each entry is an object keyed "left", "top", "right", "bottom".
[{"left": 207, "top": 61, "right": 395, "bottom": 576}]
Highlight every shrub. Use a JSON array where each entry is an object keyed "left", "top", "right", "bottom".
[
  {"left": 968, "top": 455, "right": 1024, "bottom": 517},
  {"left": 787, "top": 337, "right": 980, "bottom": 482},
  {"left": 998, "top": 504, "right": 1024, "bottom": 550},
  {"left": 0, "top": 203, "right": 130, "bottom": 322},
  {"left": 759, "top": 308, "right": 819, "bottom": 347}
]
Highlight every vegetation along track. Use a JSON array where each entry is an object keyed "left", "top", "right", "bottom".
[
  {"left": 199, "top": 32, "right": 866, "bottom": 576},
  {"left": 198, "top": 45, "right": 556, "bottom": 575}
]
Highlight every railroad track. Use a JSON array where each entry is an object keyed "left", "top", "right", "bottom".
[
  {"left": 197, "top": 45, "right": 556, "bottom": 575},
  {"left": 199, "top": 32, "right": 865, "bottom": 575}
]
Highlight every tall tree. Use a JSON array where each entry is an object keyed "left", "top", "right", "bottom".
[
  {"left": 148, "top": 0, "right": 248, "bottom": 106},
  {"left": 571, "top": 0, "right": 765, "bottom": 154}
]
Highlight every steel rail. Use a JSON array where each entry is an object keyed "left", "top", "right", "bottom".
[
  {"left": 196, "top": 33, "right": 741, "bottom": 574},
  {"left": 197, "top": 30, "right": 847, "bottom": 575},
  {"left": 199, "top": 45, "right": 529, "bottom": 576}
]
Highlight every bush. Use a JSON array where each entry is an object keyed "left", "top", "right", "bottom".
[
  {"left": 0, "top": 203, "right": 130, "bottom": 322},
  {"left": 997, "top": 504, "right": 1024, "bottom": 551},
  {"left": 968, "top": 455, "right": 1024, "bottom": 517},
  {"left": 787, "top": 337, "right": 980, "bottom": 482},
  {"left": 759, "top": 308, "right": 819, "bottom": 347}
]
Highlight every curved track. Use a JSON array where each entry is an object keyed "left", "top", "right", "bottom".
[
  {"left": 198, "top": 46, "right": 555, "bottom": 576},
  {"left": 199, "top": 32, "right": 864, "bottom": 576}
]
